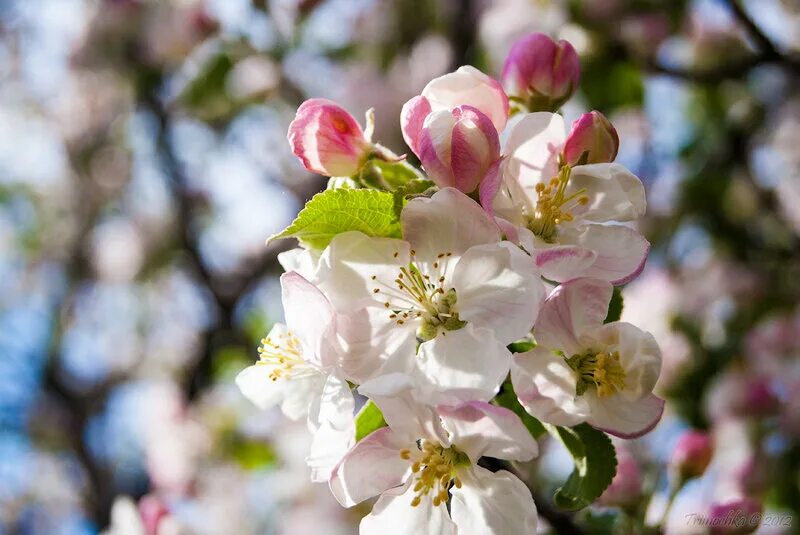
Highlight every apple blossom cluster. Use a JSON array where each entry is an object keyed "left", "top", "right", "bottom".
[{"left": 237, "top": 32, "right": 663, "bottom": 533}]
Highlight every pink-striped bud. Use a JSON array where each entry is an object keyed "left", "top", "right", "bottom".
[
  {"left": 288, "top": 98, "right": 371, "bottom": 177},
  {"left": 415, "top": 105, "right": 501, "bottom": 195},
  {"left": 563, "top": 111, "right": 619, "bottom": 166},
  {"left": 708, "top": 498, "right": 762, "bottom": 534},
  {"left": 502, "top": 33, "right": 580, "bottom": 111},
  {"left": 670, "top": 430, "right": 714, "bottom": 481}
]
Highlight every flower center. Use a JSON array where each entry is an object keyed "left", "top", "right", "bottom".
[
  {"left": 256, "top": 330, "right": 312, "bottom": 381},
  {"left": 399, "top": 440, "right": 470, "bottom": 507},
  {"left": 371, "top": 250, "right": 466, "bottom": 341},
  {"left": 566, "top": 350, "right": 626, "bottom": 397},
  {"left": 527, "top": 165, "right": 588, "bottom": 242}
]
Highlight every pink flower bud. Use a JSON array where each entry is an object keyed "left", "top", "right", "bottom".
[
  {"left": 138, "top": 494, "right": 170, "bottom": 535},
  {"left": 502, "top": 33, "right": 580, "bottom": 111},
  {"left": 598, "top": 446, "right": 642, "bottom": 507},
  {"left": 670, "top": 430, "right": 713, "bottom": 480},
  {"left": 708, "top": 498, "right": 762, "bottom": 534},
  {"left": 288, "top": 98, "right": 371, "bottom": 177},
  {"left": 415, "top": 105, "right": 501, "bottom": 195},
  {"left": 562, "top": 111, "right": 619, "bottom": 166}
]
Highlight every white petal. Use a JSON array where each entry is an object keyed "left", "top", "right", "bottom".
[
  {"left": 511, "top": 347, "right": 590, "bottom": 427},
  {"left": 451, "top": 242, "right": 545, "bottom": 343},
  {"left": 358, "top": 373, "right": 449, "bottom": 445},
  {"left": 533, "top": 245, "right": 598, "bottom": 283},
  {"left": 277, "top": 247, "right": 320, "bottom": 282},
  {"left": 438, "top": 401, "right": 538, "bottom": 462},
  {"left": 587, "top": 392, "right": 665, "bottom": 439},
  {"left": 450, "top": 466, "right": 538, "bottom": 535},
  {"left": 416, "top": 325, "right": 510, "bottom": 405},
  {"left": 535, "top": 278, "right": 613, "bottom": 354},
  {"left": 561, "top": 224, "right": 650, "bottom": 285},
  {"left": 280, "top": 373, "right": 328, "bottom": 421},
  {"left": 316, "top": 231, "right": 411, "bottom": 310},
  {"left": 503, "top": 112, "right": 566, "bottom": 194},
  {"left": 281, "top": 271, "right": 335, "bottom": 367},
  {"left": 335, "top": 306, "right": 418, "bottom": 383},
  {"left": 567, "top": 163, "right": 646, "bottom": 222},
  {"left": 236, "top": 364, "right": 289, "bottom": 411},
  {"left": 308, "top": 373, "right": 355, "bottom": 432},
  {"left": 329, "top": 427, "right": 411, "bottom": 507},
  {"left": 592, "top": 322, "right": 662, "bottom": 397},
  {"left": 360, "top": 483, "right": 457, "bottom": 535},
  {"left": 307, "top": 420, "right": 355, "bottom": 483},
  {"left": 402, "top": 188, "right": 500, "bottom": 260}
]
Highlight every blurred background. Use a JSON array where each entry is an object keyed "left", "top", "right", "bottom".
[{"left": 1, "top": 0, "right": 799, "bottom": 533}]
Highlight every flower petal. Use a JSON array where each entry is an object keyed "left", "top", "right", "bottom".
[
  {"left": 511, "top": 347, "right": 590, "bottom": 427},
  {"left": 329, "top": 427, "right": 411, "bottom": 507},
  {"left": 316, "top": 231, "right": 410, "bottom": 310},
  {"left": 451, "top": 242, "right": 544, "bottom": 343},
  {"left": 438, "top": 401, "right": 538, "bottom": 462},
  {"left": 450, "top": 466, "right": 538, "bottom": 535},
  {"left": 308, "top": 373, "right": 354, "bottom": 432},
  {"left": 400, "top": 95, "right": 432, "bottom": 155},
  {"left": 416, "top": 325, "right": 510, "bottom": 405},
  {"left": 402, "top": 188, "right": 501, "bottom": 259},
  {"left": 587, "top": 392, "right": 665, "bottom": 439},
  {"left": 592, "top": 321, "right": 662, "bottom": 397},
  {"left": 503, "top": 112, "right": 566, "bottom": 193},
  {"left": 562, "top": 224, "right": 650, "bottom": 285},
  {"left": 307, "top": 420, "right": 354, "bottom": 483},
  {"left": 535, "top": 278, "right": 613, "bottom": 353},
  {"left": 360, "top": 483, "right": 457, "bottom": 535},
  {"left": 533, "top": 245, "right": 598, "bottom": 283},
  {"left": 567, "top": 163, "right": 646, "bottom": 222},
  {"left": 281, "top": 271, "right": 335, "bottom": 367},
  {"left": 422, "top": 66, "right": 508, "bottom": 133}
]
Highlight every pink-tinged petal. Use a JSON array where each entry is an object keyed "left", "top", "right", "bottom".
[
  {"left": 438, "top": 401, "right": 538, "bottom": 462},
  {"left": 511, "top": 347, "right": 590, "bottom": 426},
  {"left": 451, "top": 242, "right": 544, "bottom": 343},
  {"left": 588, "top": 392, "right": 665, "bottom": 439},
  {"left": 563, "top": 111, "right": 619, "bottom": 166},
  {"left": 450, "top": 466, "right": 538, "bottom": 535},
  {"left": 534, "top": 245, "right": 597, "bottom": 283},
  {"left": 535, "top": 278, "right": 613, "bottom": 353},
  {"left": 288, "top": 98, "right": 369, "bottom": 177},
  {"left": 416, "top": 325, "right": 510, "bottom": 405},
  {"left": 400, "top": 95, "right": 432, "bottom": 155},
  {"left": 329, "top": 427, "right": 411, "bottom": 507},
  {"left": 567, "top": 163, "right": 646, "bottom": 222},
  {"left": 417, "top": 110, "right": 457, "bottom": 187},
  {"left": 280, "top": 271, "right": 334, "bottom": 367},
  {"left": 566, "top": 224, "right": 650, "bottom": 285},
  {"left": 360, "top": 483, "right": 457, "bottom": 535},
  {"left": 450, "top": 106, "right": 500, "bottom": 193},
  {"left": 503, "top": 112, "right": 566, "bottom": 195},
  {"left": 402, "top": 187, "right": 501, "bottom": 259},
  {"left": 501, "top": 33, "right": 579, "bottom": 107},
  {"left": 422, "top": 66, "right": 509, "bottom": 132},
  {"left": 494, "top": 216, "right": 519, "bottom": 243},
  {"left": 479, "top": 159, "right": 504, "bottom": 213}
]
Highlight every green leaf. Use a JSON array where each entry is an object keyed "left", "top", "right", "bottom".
[
  {"left": 270, "top": 189, "right": 402, "bottom": 250},
  {"left": 373, "top": 159, "right": 423, "bottom": 189},
  {"left": 604, "top": 287, "right": 624, "bottom": 324},
  {"left": 548, "top": 423, "right": 617, "bottom": 511},
  {"left": 355, "top": 400, "right": 387, "bottom": 441},
  {"left": 392, "top": 178, "right": 436, "bottom": 218},
  {"left": 507, "top": 340, "right": 536, "bottom": 353},
  {"left": 494, "top": 381, "right": 547, "bottom": 439}
]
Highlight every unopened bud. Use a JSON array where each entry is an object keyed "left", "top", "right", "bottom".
[
  {"left": 670, "top": 430, "right": 713, "bottom": 481},
  {"left": 562, "top": 111, "right": 619, "bottom": 166},
  {"left": 708, "top": 498, "right": 762, "bottom": 534},
  {"left": 501, "top": 33, "right": 580, "bottom": 112}
]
